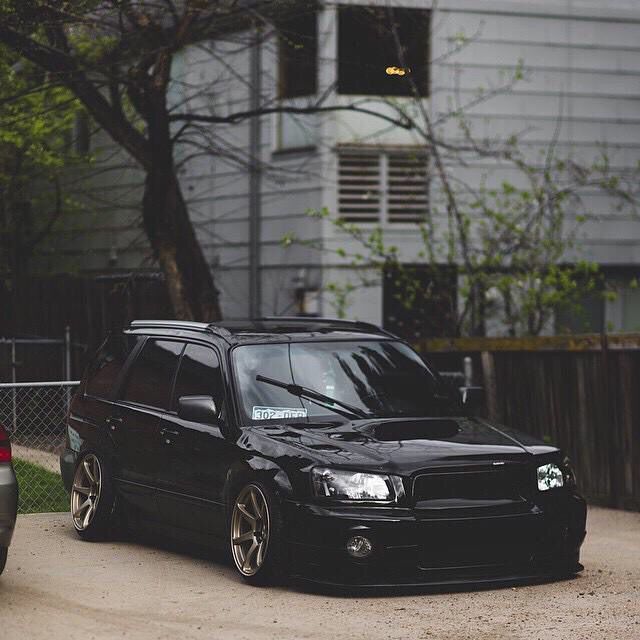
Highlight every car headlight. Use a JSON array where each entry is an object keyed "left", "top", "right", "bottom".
[
  {"left": 311, "top": 467, "right": 403, "bottom": 501},
  {"left": 537, "top": 463, "right": 564, "bottom": 491}
]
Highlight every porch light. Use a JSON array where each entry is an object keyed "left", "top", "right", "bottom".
[{"left": 385, "top": 66, "right": 409, "bottom": 76}]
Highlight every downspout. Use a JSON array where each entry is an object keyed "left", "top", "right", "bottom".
[{"left": 248, "top": 26, "right": 262, "bottom": 318}]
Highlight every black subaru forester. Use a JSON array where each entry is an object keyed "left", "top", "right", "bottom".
[{"left": 60, "top": 318, "right": 587, "bottom": 588}]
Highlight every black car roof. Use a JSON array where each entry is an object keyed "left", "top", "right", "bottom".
[{"left": 128, "top": 317, "right": 396, "bottom": 345}]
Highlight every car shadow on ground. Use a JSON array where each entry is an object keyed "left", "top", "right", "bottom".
[
  {"left": 58, "top": 518, "right": 581, "bottom": 599},
  {"left": 294, "top": 573, "right": 581, "bottom": 599},
  {"left": 57, "top": 519, "right": 241, "bottom": 579}
]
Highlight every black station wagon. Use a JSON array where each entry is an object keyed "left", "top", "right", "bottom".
[{"left": 60, "top": 318, "right": 587, "bottom": 587}]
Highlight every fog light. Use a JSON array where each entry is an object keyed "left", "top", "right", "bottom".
[{"left": 346, "top": 535, "right": 373, "bottom": 559}]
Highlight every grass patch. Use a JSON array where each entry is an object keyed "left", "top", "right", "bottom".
[{"left": 13, "top": 458, "right": 69, "bottom": 514}]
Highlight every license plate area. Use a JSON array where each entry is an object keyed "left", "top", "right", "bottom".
[{"left": 418, "top": 514, "right": 542, "bottom": 569}]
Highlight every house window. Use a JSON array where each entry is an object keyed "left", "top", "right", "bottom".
[
  {"left": 555, "top": 292, "right": 605, "bottom": 334},
  {"left": 338, "top": 149, "right": 428, "bottom": 224},
  {"left": 278, "top": 7, "right": 318, "bottom": 99},
  {"left": 555, "top": 271, "right": 640, "bottom": 334},
  {"left": 277, "top": 111, "right": 319, "bottom": 150},
  {"left": 337, "top": 6, "right": 430, "bottom": 97},
  {"left": 383, "top": 264, "right": 458, "bottom": 339}
]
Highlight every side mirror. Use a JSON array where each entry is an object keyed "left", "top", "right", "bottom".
[
  {"left": 459, "top": 386, "right": 485, "bottom": 416},
  {"left": 177, "top": 395, "right": 218, "bottom": 424}
]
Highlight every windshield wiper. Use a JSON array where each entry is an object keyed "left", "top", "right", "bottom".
[{"left": 255, "top": 375, "right": 369, "bottom": 420}]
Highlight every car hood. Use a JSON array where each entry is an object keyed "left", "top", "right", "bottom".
[{"left": 247, "top": 416, "right": 558, "bottom": 476}]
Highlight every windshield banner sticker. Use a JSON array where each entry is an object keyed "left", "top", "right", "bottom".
[{"left": 252, "top": 406, "right": 308, "bottom": 420}]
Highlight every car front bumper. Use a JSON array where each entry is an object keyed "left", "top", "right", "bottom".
[
  {"left": 0, "top": 464, "right": 19, "bottom": 548},
  {"left": 283, "top": 492, "right": 587, "bottom": 588}
]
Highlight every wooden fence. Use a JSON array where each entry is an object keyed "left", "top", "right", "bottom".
[
  {"left": 415, "top": 334, "right": 640, "bottom": 511},
  {"left": 0, "top": 274, "right": 172, "bottom": 381}
]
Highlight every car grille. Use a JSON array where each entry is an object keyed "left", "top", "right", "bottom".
[
  {"left": 412, "top": 464, "right": 531, "bottom": 503},
  {"left": 412, "top": 464, "right": 549, "bottom": 572},
  {"left": 417, "top": 512, "right": 545, "bottom": 569}
]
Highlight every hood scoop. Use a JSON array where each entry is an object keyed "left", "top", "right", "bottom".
[
  {"left": 258, "top": 425, "right": 302, "bottom": 438},
  {"left": 368, "top": 419, "right": 461, "bottom": 442},
  {"left": 328, "top": 431, "right": 369, "bottom": 444},
  {"left": 306, "top": 443, "right": 345, "bottom": 453}
]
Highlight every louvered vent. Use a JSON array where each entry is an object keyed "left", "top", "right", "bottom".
[
  {"left": 387, "top": 153, "right": 428, "bottom": 223},
  {"left": 338, "top": 152, "right": 381, "bottom": 223}
]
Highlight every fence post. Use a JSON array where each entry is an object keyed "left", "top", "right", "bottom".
[
  {"left": 463, "top": 356, "right": 473, "bottom": 387},
  {"left": 601, "top": 332, "right": 618, "bottom": 508},
  {"left": 11, "top": 337, "right": 17, "bottom": 433},
  {"left": 481, "top": 351, "right": 498, "bottom": 421},
  {"left": 64, "top": 325, "right": 72, "bottom": 412},
  {"left": 64, "top": 325, "right": 72, "bottom": 380}
]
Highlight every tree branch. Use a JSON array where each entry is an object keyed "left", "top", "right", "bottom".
[
  {"left": 0, "top": 24, "right": 151, "bottom": 169},
  {"left": 170, "top": 104, "right": 413, "bottom": 129}
]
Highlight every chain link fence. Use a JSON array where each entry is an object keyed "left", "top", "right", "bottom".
[{"left": 0, "top": 381, "right": 79, "bottom": 513}]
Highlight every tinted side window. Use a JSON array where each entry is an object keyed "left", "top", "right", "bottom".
[
  {"left": 86, "top": 333, "right": 141, "bottom": 399},
  {"left": 122, "top": 340, "right": 184, "bottom": 409},
  {"left": 173, "top": 344, "right": 223, "bottom": 410}
]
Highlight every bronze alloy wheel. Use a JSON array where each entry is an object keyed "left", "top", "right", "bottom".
[
  {"left": 230, "top": 484, "right": 271, "bottom": 577},
  {"left": 70, "top": 454, "right": 102, "bottom": 531}
]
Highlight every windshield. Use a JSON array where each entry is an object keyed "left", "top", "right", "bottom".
[{"left": 232, "top": 340, "right": 454, "bottom": 424}]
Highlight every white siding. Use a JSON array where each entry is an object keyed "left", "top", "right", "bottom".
[
  {"left": 35, "top": 0, "right": 640, "bottom": 327},
  {"left": 428, "top": 1, "right": 640, "bottom": 270}
]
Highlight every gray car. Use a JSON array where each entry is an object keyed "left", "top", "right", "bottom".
[{"left": 0, "top": 423, "right": 18, "bottom": 575}]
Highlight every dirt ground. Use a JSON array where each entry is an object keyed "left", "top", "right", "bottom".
[{"left": 1, "top": 506, "right": 638, "bottom": 640}]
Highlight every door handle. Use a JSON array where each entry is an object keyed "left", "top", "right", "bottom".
[
  {"left": 160, "top": 428, "right": 180, "bottom": 445},
  {"left": 106, "top": 416, "right": 123, "bottom": 431}
]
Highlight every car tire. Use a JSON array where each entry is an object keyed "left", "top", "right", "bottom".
[
  {"left": 0, "top": 546, "right": 7, "bottom": 575},
  {"left": 70, "top": 451, "right": 117, "bottom": 542},
  {"left": 229, "top": 479, "right": 287, "bottom": 586}
]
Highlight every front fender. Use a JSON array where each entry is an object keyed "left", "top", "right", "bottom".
[{"left": 223, "top": 457, "right": 295, "bottom": 516}]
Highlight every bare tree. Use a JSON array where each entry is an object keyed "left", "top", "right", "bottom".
[
  {"left": 291, "top": 3, "right": 639, "bottom": 336},
  {"left": 0, "top": 0, "right": 410, "bottom": 320}
]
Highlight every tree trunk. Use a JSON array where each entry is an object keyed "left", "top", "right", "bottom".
[
  {"left": 141, "top": 54, "right": 221, "bottom": 322},
  {"left": 142, "top": 165, "right": 221, "bottom": 321}
]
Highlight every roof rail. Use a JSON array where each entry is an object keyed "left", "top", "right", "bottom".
[
  {"left": 129, "top": 320, "right": 210, "bottom": 331},
  {"left": 206, "top": 324, "right": 234, "bottom": 340},
  {"left": 128, "top": 318, "right": 398, "bottom": 340},
  {"left": 254, "top": 316, "right": 396, "bottom": 338}
]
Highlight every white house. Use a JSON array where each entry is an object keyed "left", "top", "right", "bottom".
[{"left": 41, "top": 0, "right": 640, "bottom": 336}]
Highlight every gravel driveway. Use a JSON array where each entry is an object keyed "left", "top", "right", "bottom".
[{"left": 1, "top": 506, "right": 638, "bottom": 640}]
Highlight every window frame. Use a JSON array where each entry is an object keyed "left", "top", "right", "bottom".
[
  {"left": 168, "top": 342, "right": 226, "bottom": 415},
  {"left": 336, "top": 5, "right": 431, "bottom": 98},
  {"left": 83, "top": 332, "right": 144, "bottom": 402},
  {"left": 277, "top": 5, "right": 319, "bottom": 100},
  {"left": 116, "top": 337, "right": 186, "bottom": 412}
]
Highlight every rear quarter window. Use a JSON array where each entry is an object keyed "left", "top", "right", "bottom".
[
  {"left": 121, "top": 339, "right": 184, "bottom": 409},
  {"left": 85, "top": 333, "right": 141, "bottom": 399}
]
